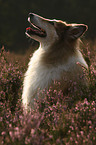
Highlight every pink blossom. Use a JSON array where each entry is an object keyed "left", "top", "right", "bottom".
[{"left": 80, "top": 131, "right": 84, "bottom": 136}]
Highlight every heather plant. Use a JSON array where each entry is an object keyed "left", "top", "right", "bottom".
[
  {"left": 0, "top": 44, "right": 96, "bottom": 145},
  {"left": 0, "top": 46, "right": 22, "bottom": 111}
]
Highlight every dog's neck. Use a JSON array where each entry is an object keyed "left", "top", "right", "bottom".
[{"left": 40, "top": 39, "right": 79, "bottom": 66}]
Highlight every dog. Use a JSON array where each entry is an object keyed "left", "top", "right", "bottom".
[{"left": 22, "top": 13, "right": 88, "bottom": 109}]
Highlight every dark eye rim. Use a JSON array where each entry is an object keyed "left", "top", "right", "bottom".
[{"left": 48, "top": 21, "right": 54, "bottom": 25}]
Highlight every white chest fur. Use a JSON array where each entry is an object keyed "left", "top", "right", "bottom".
[{"left": 22, "top": 47, "right": 88, "bottom": 108}]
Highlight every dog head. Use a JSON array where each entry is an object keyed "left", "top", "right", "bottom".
[{"left": 26, "top": 13, "right": 88, "bottom": 48}]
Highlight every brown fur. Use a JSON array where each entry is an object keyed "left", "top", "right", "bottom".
[
  {"left": 41, "top": 21, "right": 80, "bottom": 66},
  {"left": 22, "top": 13, "right": 88, "bottom": 109}
]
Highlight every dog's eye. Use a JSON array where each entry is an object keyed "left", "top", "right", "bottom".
[{"left": 49, "top": 21, "right": 54, "bottom": 25}]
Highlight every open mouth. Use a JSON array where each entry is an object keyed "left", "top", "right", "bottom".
[{"left": 26, "top": 18, "right": 46, "bottom": 37}]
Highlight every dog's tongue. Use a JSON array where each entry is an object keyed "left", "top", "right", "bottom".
[
  {"left": 26, "top": 26, "right": 46, "bottom": 37},
  {"left": 26, "top": 27, "right": 35, "bottom": 34},
  {"left": 26, "top": 27, "right": 32, "bottom": 31}
]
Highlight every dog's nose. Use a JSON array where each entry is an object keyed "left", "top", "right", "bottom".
[{"left": 28, "top": 13, "right": 34, "bottom": 18}]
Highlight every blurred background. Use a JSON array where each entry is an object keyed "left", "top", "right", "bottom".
[{"left": 0, "top": 0, "right": 96, "bottom": 53}]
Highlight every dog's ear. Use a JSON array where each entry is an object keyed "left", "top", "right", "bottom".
[{"left": 68, "top": 24, "right": 88, "bottom": 39}]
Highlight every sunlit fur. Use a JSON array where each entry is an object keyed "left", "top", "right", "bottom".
[{"left": 22, "top": 13, "right": 88, "bottom": 109}]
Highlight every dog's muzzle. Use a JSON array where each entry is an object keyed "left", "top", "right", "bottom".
[{"left": 26, "top": 13, "right": 46, "bottom": 37}]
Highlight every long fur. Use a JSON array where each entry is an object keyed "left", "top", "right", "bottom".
[{"left": 22, "top": 13, "right": 88, "bottom": 109}]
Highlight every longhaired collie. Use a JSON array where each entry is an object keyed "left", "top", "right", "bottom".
[{"left": 22, "top": 13, "right": 88, "bottom": 109}]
